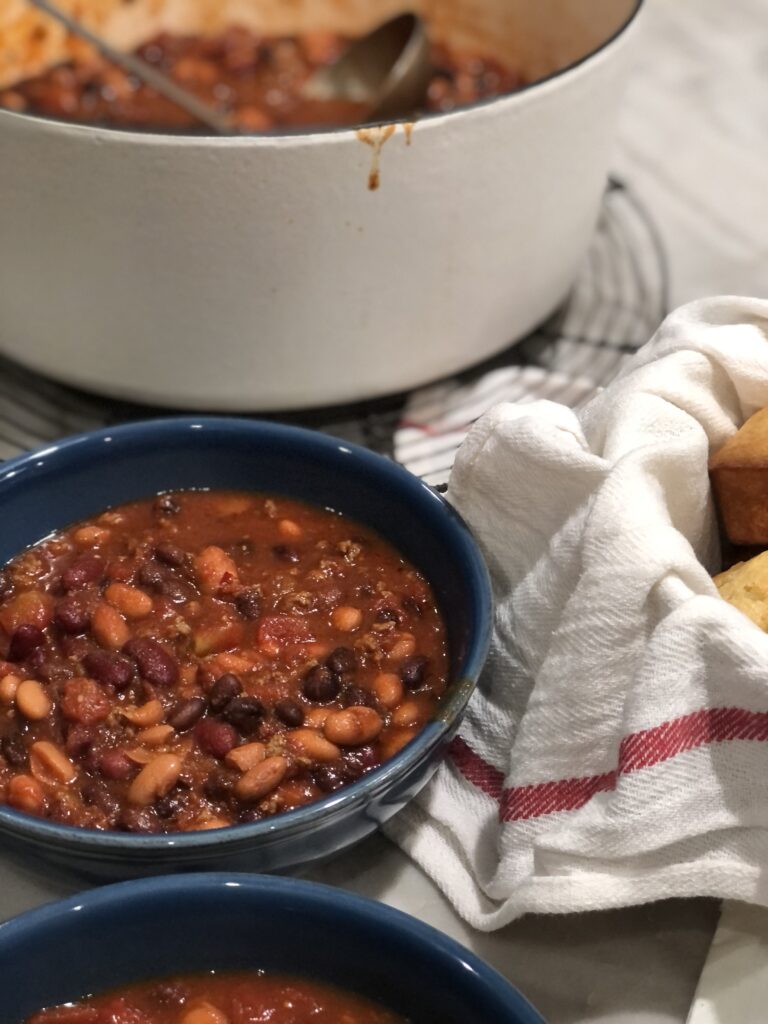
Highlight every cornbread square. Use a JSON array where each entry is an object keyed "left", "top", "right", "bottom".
[
  {"left": 710, "top": 407, "right": 768, "bottom": 544},
  {"left": 715, "top": 550, "right": 768, "bottom": 631}
]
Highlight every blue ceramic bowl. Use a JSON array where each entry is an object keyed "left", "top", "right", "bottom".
[
  {"left": 0, "top": 874, "right": 544, "bottom": 1023},
  {"left": 0, "top": 417, "right": 491, "bottom": 882}
]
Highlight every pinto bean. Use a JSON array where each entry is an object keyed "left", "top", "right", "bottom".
[
  {"left": 91, "top": 602, "right": 130, "bottom": 650},
  {"left": 29, "top": 740, "right": 77, "bottom": 784},
  {"left": 128, "top": 753, "right": 183, "bottom": 806},
  {"left": 194, "top": 546, "right": 239, "bottom": 595},
  {"left": 104, "top": 582, "right": 153, "bottom": 619},
  {"left": 15, "top": 679, "right": 51, "bottom": 720},
  {"left": 331, "top": 606, "right": 363, "bottom": 632},
  {"left": 7, "top": 774, "right": 46, "bottom": 815},
  {"left": 372, "top": 672, "right": 404, "bottom": 709},
  {"left": 0, "top": 673, "right": 20, "bottom": 705},
  {"left": 235, "top": 755, "right": 288, "bottom": 802},
  {"left": 286, "top": 728, "right": 341, "bottom": 763},
  {"left": 323, "top": 706, "right": 383, "bottom": 746},
  {"left": 225, "top": 741, "right": 266, "bottom": 772}
]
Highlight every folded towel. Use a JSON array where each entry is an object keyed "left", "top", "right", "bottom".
[{"left": 386, "top": 296, "right": 768, "bottom": 929}]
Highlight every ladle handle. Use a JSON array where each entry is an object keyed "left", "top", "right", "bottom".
[{"left": 27, "top": 0, "right": 235, "bottom": 135}]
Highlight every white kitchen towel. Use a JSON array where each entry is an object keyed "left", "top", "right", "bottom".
[{"left": 386, "top": 295, "right": 768, "bottom": 930}]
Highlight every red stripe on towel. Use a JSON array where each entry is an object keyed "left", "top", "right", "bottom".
[{"left": 448, "top": 707, "right": 768, "bottom": 823}]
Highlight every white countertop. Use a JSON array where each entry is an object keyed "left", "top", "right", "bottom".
[{"left": 2, "top": 1, "right": 766, "bottom": 1021}]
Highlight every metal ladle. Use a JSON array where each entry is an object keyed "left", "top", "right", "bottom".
[{"left": 303, "top": 13, "right": 432, "bottom": 122}]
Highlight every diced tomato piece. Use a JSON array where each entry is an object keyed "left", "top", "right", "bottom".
[
  {"left": 60, "top": 677, "right": 112, "bottom": 724},
  {"left": 256, "top": 614, "right": 314, "bottom": 655},
  {"left": 0, "top": 590, "right": 54, "bottom": 633},
  {"left": 193, "top": 619, "right": 245, "bottom": 656}
]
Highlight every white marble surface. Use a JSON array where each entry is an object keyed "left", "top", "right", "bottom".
[{"left": 1, "top": 1, "right": 765, "bottom": 1021}]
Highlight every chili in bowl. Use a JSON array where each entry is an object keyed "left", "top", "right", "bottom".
[
  {"left": 0, "top": 874, "right": 545, "bottom": 1023},
  {"left": 0, "top": 418, "right": 491, "bottom": 882}
]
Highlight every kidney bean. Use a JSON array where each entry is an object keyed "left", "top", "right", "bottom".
[
  {"left": 222, "top": 695, "right": 264, "bottom": 735},
  {"left": 326, "top": 646, "right": 356, "bottom": 676},
  {"left": 54, "top": 595, "right": 91, "bottom": 635},
  {"left": 208, "top": 673, "right": 242, "bottom": 711},
  {"left": 153, "top": 493, "right": 180, "bottom": 517},
  {"left": 168, "top": 696, "right": 206, "bottom": 732},
  {"left": 234, "top": 586, "right": 262, "bottom": 620},
  {"left": 302, "top": 664, "right": 339, "bottom": 703},
  {"left": 123, "top": 637, "right": 179, "bottom": 686},
  {"left": 274, "top": 698, "right": 304, "bottom": 728},
  {"left": 117, "top": 805, "right": 161, "bottom": 832},
  {"left": 8, "top": 624, "right": 45, "bottom": 661},
  {"left": 154, "top": 542, "right": 188, "bottom": 568},
  {"left": 195, "top": 717, "right": 239, "bottom": 758},
  {"left": 1, "top": 733, "right": 28, "bottom": 767},
  {"left": 83, "top": 649, "right": 134, "bottom": 691},
  {"left": 99, "top": 748, "right": 138, "bottom": 780},
  {"left": 400, "top": 654, "right": 429, "bottom": 690},
  {"left": 61, "top": 554, "right": 104, "bottom": 591}
]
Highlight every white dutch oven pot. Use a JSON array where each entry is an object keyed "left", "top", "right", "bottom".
[{"left": 0, "top": 0, "right": 643, "bottom": 409}]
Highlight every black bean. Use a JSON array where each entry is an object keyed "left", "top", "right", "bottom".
[
  {"left": 274, "top": 698, "right": 304, "bottom": 728},
  {"left": 326, "top": 646, "right": 356, "bottom": 676},
  {"left": 167, "top": 696, "right": 206, "bottom": 733},
  {"left": 154, "top": 790, "right": 185, "bottom": 819},
  {"left": 158, "top": 577, "right": 194, "bottom": 604},
  {"left": 150, "top": 982, "right": 191, "bottom": 1007},
  {"left": 54, "top": 595, "right": 91, "bottom": 635},
  {"left": 64, "top": 723, "right": 97, "bottom": 760},
  {"left": 117, "top": 806, "right": 161, "bottom": 833},
  {"left": 222, "top": 695, "right": 265, "bottom": 735},
  {"left": 123, "top": 637, "right": 179, "bottom": 687},
  {"left": 375, "top": 605, "right": 402, "bottom": 624},
  {"left": 343, "top": 744, "right": 379, "bottom": 777},
  {"left": 153, "top": 493, "right": 181, "bottom": 517},
  {"left": 235, "top": 587, "right": 262, "bottom": 620},
  {"left": 312, "top": 764, "right": 350, "bottom": 793},
  {"left": 401, "top": 655, "right": 429, "bottom": 690},
  {"left": 203, "top": 768, "right": 234, "bottom": 802},
  {"left": 1, "top": 734, "right": 28, "bottom": 768},
  {"left": 208, "top": 673, "right": 242, "bottom": 712},
  {"left": 81, "top": 779, "right": 120, "bottom": 819},
  {"left": 302, "top": 664, "right": 340, "bottom": 703},
  {"left": 137, "top": 561, "right": 166, "bottom": 591},
  {"left": 154, "top": 542, "right": 188, "bottom": 568},
  {"left": 61, "top": 554, "right": 104, "bottom": 591},
  {"left": 83, "top": 649, "right": 134, "bottom": 691},
  {"left": 272, "top": 544, "right": 300, "bottom": 563},
  {"left": 8, "top": 624, "right": 45, "bottom": 661},
  {"left": 341, "top": 685, "right": 378, "bottom": 709}
]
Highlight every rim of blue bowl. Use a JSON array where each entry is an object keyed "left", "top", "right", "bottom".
[
  {"left": 0, "top": 872, "right": 545, "bottom": 1023},
  {"left": 0, "top": 416, "right": 493, "bottom": 853}
]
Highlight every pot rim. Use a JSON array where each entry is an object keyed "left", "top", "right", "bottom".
[{"left": 0, "top": 0, "right": 644, "bottom": 144}]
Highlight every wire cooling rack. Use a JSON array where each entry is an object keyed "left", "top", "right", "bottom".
[{"left": 0, "top": 177, "right": 667, "bottom": 471}]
